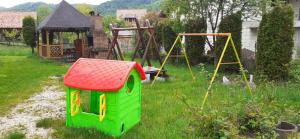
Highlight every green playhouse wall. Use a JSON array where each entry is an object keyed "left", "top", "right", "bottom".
[{"left": 65, "top": 69, "right": 142, "bottom": 136}]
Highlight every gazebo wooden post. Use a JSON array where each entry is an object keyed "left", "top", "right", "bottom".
[
  {"left": 37, "top": 31, "right": 41, "bottom": 56},
  {"left": 46, "top": 30, "right": 50, "bottom": 57},
  {"left": 60, "top": 32, "right": 64, "bottom": 56},
  {"left": 81, "top": 32, "right": 84, "bottom": 57}
]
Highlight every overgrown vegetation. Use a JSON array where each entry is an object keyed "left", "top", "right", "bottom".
[
  {"left": 215, "top": 11, "right": 242, "bottom": 71},
  {"left": 256, "top": 5, "right": 294, "bottom": 81}
]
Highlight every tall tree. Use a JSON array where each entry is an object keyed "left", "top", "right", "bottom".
[
  {"left": 75, "top": 4, "right": 94, "bottom": 16},
  {"left": 22, "top": 16, "right": 36, "bottom": 54},
  {"left": 185, "top": 18, "right": 207, "bottom": 65},
  {"left": 37, "top": 4, "right": 51, "bottom": 24},
  {"left": 256, "top": 5, "right": 294, "bottom": 80}
]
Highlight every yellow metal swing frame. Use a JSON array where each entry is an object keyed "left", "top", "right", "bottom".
[{"left": 151, "top": 33, "right": 252, "bottom": 110}]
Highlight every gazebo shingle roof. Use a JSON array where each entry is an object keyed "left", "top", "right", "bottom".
[{"left": 37, "top": 0, "right": 91, "bottom": 32}]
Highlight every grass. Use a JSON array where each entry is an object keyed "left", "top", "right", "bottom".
[
  {"left": 50, "top": 63, "right": 300, "bottom": 138},
  {"left": 1, "top": 44, "right": 300, "bottom": 138},
  {"left": 5, "top": 131, "right": 25, "bottom": 139},
  {"left": 0, "top": 44, "right": 69, "bottom": 115},
  {"left": 36, "top": 118, "right": 57, "bottom": 129},
  {"left": 0, "top": 44, "right": 31, "bottom": 56}
]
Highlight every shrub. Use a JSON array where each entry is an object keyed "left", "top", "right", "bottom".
[
  {"left": 184, "top": 18, "right": 207, "bottom": 65},
  {"left": 3, "top": 29, "right": 17, "bottom": 46},
  {"left": 215, "top": 11, "right": 242, "bottom": 72},
  {"left": 256, "top": 5, "right": 294, "bottom": 81},
  {"left": 22, "top": 16, "right": 36, "bottom": 54}
]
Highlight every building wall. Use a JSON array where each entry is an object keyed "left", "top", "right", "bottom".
[
  {"left": 241, "top": 22, "right": 259, "bottom": 52},
  {"left": 242, "top": 0, "right": 300, "bottom": 59}
]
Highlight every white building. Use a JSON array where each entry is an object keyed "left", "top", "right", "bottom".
[{"left": 242, "top": 0, "right": 300, "bottom": 58}]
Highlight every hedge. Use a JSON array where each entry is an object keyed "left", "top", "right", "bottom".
[
  {"left": 256, "top": 5, "right": 294, "bottom": 81},
  {"left": 184, "top": 18, "right": 207, "bottom": 65}
]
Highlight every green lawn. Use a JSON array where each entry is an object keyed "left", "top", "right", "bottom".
[
  {"left": 1, "top": 44, "right": 300, "bottom": 138},
  {"left": 48, "top": 64, "right": 300, "bottom": 139},
  {"left": 0, "top": 44, "right": 69, "bottom": 115}
]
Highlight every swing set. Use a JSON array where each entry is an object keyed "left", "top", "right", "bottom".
[
  {"left": 107, "top": 18, "right": 167, "bottom": 77},
  {"left": 151, "top": 33, "right": 252, "bottom": 110}
]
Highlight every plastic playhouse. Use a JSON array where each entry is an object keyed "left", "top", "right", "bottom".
[{"left": 64, "top": 58, "right": 146, "bottom": 136}]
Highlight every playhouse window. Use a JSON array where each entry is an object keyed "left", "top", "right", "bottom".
[
  {"left": 80, "top": 90, "right": 91, "bottom": 112},
  {"left": 126, "top": 75, "right": 135, "bottom": 94}
]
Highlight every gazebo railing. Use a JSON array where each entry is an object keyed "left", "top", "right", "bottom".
[{"left": 38, "top": 44, "right": 63, "bottom": 58}]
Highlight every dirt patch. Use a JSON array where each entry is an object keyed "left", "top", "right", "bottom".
[{"left": 0, "top": 86, "right": 65, "bottom": 138}]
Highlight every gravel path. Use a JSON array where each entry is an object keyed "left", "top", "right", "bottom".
[{"left": 0, "top": 86, "right": 65, "bottom": 138}]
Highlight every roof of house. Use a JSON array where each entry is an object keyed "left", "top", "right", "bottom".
[
  {"left": 64, "top": 58, "right": 146, "bottom": 92},
  {"left": 116, "top": 9, "right": 147, "bottom": 20},
  {"left": 37, "top": 0, "right": 91, "bottom": 32},
  {"left": 0, "top": 12, "right": 37, "bottom": 29}
]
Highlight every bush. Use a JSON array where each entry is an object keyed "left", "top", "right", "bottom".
[
  {"left": 184, "top": 18, "right": 207, "bottom": 65},
  {"left": 256, "top": 5, "right": 294, "bottom": 81},
  {"left": 290, "top": 60, "right": 300, "bottom": 81},
  {"left": 22, "top": 16, "right": 36, "bottom": 54},
  {"left": 215, "top": 11, "right": 242, "bottom": 72}
]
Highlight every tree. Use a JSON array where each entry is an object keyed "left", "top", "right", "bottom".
[
  {"left": 215, "top": 11, "right": 242, "bottom": 72},
  {"left": 37, "top": 4, "right": 51, "bottom": 24},
  {"left": 103, "top": 16, "right": 125, "bottom": 36},
  {"left": 256, "top": 5, "right": 294, "bottom": 80},
  {"left": 161, "top": 0, "right": 269, "bottom": 51},
  {"left": 185, "top": 18, "right": 207, "bottom": 65},
  {"left": 75, "top": 4, "right": 94, "bottom": 16},
  {"left": 22, "top": 16, "right": 36, "bottom": 54},
  {"left": 3, "top": 29, "right": 17, "bottom": 46}
]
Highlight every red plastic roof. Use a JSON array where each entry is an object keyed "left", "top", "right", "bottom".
[{"left": 64, "top": 58, "right": 146, "bottom": 92}]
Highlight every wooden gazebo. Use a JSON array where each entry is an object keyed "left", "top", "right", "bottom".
[{"left": 37, "top": 0, "right": 91, "bottom": 59}]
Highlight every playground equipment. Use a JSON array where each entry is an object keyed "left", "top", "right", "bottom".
[
  {"left": 64, "top": 58, "right": 146, "bottom": 136},
  {"left": 108, "top": 18, "right": 167, "bottom": 78},
  {"left": 151, "top": 33, "right": 251, "bottom": 110}
]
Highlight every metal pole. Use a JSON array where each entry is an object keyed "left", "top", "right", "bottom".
[
  {"left": 200, "top": 34, "right": 232, "bottom": 110},
  {"left": 178, "top": 36, "right": 195, "bottom": 80},
  {"left": 151, "top": 35, "right": 180, "bottom": 86},
  {"left": 229, "top": 37, "right": 252, "bottom": 95}
]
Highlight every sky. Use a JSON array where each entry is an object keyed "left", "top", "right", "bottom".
[{"left": 1, "top": 0, "right": 110, "bottom": 8}]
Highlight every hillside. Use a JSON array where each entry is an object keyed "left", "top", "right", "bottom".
[
  {"left": 95, "top": 0, "right": 161, "bottom": 15},
  {"left": 5, "top": 2, "right": 56, "bottom": 12},
  {"left": 0, "top": 0, "right": 161, "bottom": 16}
]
